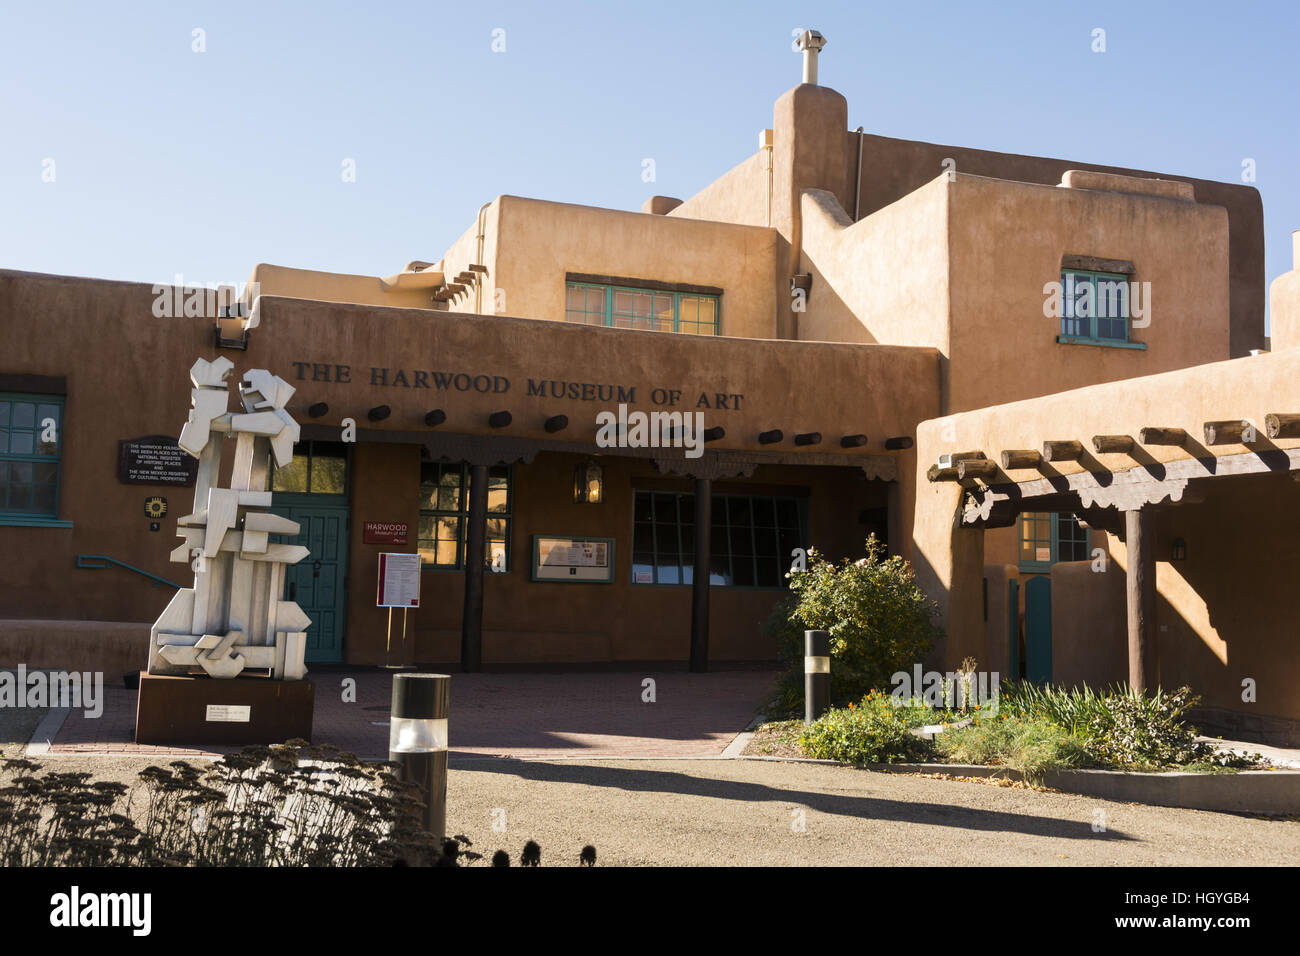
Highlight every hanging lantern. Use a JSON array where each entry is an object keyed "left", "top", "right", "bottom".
[
  {"left": 574, "top": 461, "right": 604, "bottom": 504},
  {"left": 1171, "top": 537, "right": 1187, "bottom": 561}
]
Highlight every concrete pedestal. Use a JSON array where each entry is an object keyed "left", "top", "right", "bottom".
[{"left": 135, "top": 672, "right": 315, "bottom": 746}]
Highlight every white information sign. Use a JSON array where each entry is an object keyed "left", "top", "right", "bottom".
[
  {"left": 532, "top": 536, "right": 615, "bottom": 582},
  {"left": 377, "top": 552, "right": 422, "bottom": 608},
  {"left": 206, "top": 704, "right": 251, "bottom": 723}
]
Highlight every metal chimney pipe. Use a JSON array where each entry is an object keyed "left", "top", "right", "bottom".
[{"left": 797, "top": 30, "right": 827, "bottom": 85}]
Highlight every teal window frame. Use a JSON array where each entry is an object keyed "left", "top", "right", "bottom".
[
  {"left": 270, "top": 440, "right": 350, "bottom": 499},
  {"left": 631, "top": 489, "right": 807, "bottom": 588},
  {"left": 1018, "top": 511, "right": 1090, "bottom": 573},
  {"left": 565, "top": 281, "right": 720, "bottom": 335},
  {"left": 1058, "top": 269, "right": 1142, "bottom": 347},
  {"left": 418, "top": 462, "right": 513, "bottom": 572},
  {"left": 0, "top": 392, "right": 68, "bottom": 527}
]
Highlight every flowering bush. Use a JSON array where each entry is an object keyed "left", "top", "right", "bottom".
[
  {"left": 799, "top": 696, "right": 935, "bottom": 764},
  {"left": 769, "top": 537, "right": 942, "bottom": 712}
]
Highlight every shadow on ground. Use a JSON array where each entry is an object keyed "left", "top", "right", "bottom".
[{"left": 455, "top": 758, "right": 1135, "bottom": 842}]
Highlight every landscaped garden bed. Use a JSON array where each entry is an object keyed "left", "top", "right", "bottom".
[{"left": 752, "top": 536, "right": 1291, "bottom": 812}]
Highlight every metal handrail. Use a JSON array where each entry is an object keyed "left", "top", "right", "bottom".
[{"left": 75, "top": 554, "right": 181, "bottom": 590}]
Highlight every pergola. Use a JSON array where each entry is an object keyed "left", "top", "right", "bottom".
[{"left": 929, "top": 414, "right": 1300, "bottom": 692}]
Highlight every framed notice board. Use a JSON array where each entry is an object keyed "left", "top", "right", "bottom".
[
  {"left": 376, "top": 552, "right": 421, "bottom": 607},
  {"left": 531, "top": 535, "right": 615, "bottom": 583}
]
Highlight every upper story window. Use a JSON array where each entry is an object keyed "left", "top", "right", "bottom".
[
  {"left": 1059, "top": 268, "right": 1131, "bottom": 343},
  {"left": 565, "top": 279, "right": 719, "bottom": 335},
  {"left": 0, "top": 394, "right": 63, "bottom": 521},
  {"left": 1019, "top": 511, "right": 1090, "bottom": 573}
]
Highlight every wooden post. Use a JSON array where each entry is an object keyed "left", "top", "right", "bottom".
[
  {"left": 690, "top": 478, "right": 712, "bottom": 672},
  {"left": 460, "top": 463, "right": 488, "bottom": 672},
  {"left": 1125, "top": 508, "right": 1156, "bottom": 694}
]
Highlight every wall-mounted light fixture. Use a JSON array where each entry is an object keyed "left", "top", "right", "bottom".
[
  {"left": 1171, "top": 538, "right": 1187, "bottom": 561},
  {"left": 574, "top": 461, "right": 604, "bottom": 504}
]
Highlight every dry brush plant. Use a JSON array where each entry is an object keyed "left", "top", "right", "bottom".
[
  {"left": 0, "top": 741, "right": 440, "bottom": 867},
  {"left": 0, "top": 742, "right": 600, "bottom": 867}
]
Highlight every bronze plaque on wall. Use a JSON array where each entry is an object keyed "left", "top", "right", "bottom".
[{"left": 118, "top": 435, "right": 198, "bottom": 486}]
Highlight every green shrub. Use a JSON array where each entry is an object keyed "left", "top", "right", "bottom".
[
  {"left": 997, "top": 682, "right": 1263, "bottom": 770},
  {"left": 772, "top": 537, "right": 942, "bottom": 713},
  {"left": 1079, "top": 686, "right": 1221, "bottom": 768},
  {"left": 997, "top": 680, "right": 1114, "bottom": 737},
  {"left": 798, "top": 697, "right": 935, "bottom": 764},
  {"left": 935, "top": 716, "right": 1089, "bottom": 784}
]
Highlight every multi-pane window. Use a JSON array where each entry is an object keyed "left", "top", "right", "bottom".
[
  {"left": 0, "top": 394, "right": 63, "bottom": 519},
  {"left": 631, "top": 490, "right": 806, "bottom": 588},
  {"left": 565, "top": 282, "right": 719, "bottom": 335},
  {"left": 271, "top": 441, "right": 348, "bottom": 495},
  {"left": 418, "top": 463, "right": 512, "bottom": 570},
  {"left": 1060, "top": 269, "right": 1131, "bottom": 342},
  {"left": 1019, "top": 511, "right": 1090, "bottom": 572}
]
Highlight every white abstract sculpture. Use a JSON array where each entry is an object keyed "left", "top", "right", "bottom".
[{"left": 148, "top": 357, "right": 312, "bottom": 680}]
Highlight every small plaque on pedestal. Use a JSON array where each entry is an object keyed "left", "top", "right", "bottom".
[{"left": 135, "top": 673, "right": 315, "bottom": 746}]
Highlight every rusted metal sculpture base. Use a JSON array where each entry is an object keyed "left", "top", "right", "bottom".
[{"left": 135, "top": 673, "right": 315, "bottom": 746}]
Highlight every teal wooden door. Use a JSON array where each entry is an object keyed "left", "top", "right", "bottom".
[
  {"left": 1024, "top": 575, "right": 1052, "bottom": 683},
  {"left": 1008, "top": 578, "right": 1020, "bottom": 680},
  {"left": 272, "top": 502, "right": 348, "bottom": 663}
]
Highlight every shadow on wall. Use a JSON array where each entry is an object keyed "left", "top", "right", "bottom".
[{"left": 1033, "top": 473, "right": 1300, "bottom": 740}]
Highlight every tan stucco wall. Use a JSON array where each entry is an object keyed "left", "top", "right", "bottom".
[
  {"left": 796, "top": 180, "right": 951, "bottom": 366},
  {"left": 946, "top": 172, "right": 1231, "bottom": 411},
  {"left": 0, "top": 271, "right": 940, "bottom": 646},
  {"left": 915, "top": 347, "right": 1300, "bottom": 720},
  {"left": 1268, "top": 231, "right": 1300, "bottom": 352},
  {"left": 485, "top": 195, "right": 780, "bottom": 339},
  {"left": 345, "top": 453, "right": 888, "bottom": 665},
  {"left": 439, "top": 201, "right": 501, "bottom": 315},
  {"left": 249, "top": 263, "right": 438, "bottom": 310},
  {"left": 1050, "top": 560, "right": 1127, "bottom": 689},
  {"left": 847, "top": 131, "right": 1265, "bottom": 358},
  {"left": 668, "top": 149, "right": 772, "bottom": 228}
]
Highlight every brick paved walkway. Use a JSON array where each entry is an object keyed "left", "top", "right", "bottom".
[{"left": 43, "top": 667, "right": 778, "bottom": 759}]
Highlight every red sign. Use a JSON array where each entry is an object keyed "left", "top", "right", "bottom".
[{"left": 364, "top": 521, "right": 409, "bottom": 545}]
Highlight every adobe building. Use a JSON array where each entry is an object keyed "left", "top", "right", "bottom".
[{"left": 2, "top": 33, "right": 1296, "bottom": 743}]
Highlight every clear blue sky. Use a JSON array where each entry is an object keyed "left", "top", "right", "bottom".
[{"left": 3, "top": 0, "right": 1297, "bottom": 325}]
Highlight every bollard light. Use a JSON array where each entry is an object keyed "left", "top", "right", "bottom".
[
  {"left": 804, "top": 630, "right": 830, "bottom": 725},
  {"left": 389, "top": 673, "right": 450, "bottom": 841}
]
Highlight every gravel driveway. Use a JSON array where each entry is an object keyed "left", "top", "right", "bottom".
[
  {"left": 463, "top": 757, "right": 1300, "bottom": 866},
  {"left": 13, "top": 754, "right": 1297, "bottom": 866}
]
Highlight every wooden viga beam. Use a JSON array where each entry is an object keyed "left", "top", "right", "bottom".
[
  {"left": 1041, "top": 440, "right": 1083, "bottom": 462},
  {"left": 999, "top": 449, "right": 1042, "bottom": 469},
  {"left": 956, "top": 459, "right": 999, "bottom": 481},
  {"left": 1092, "top": 434, "right": 1134, "bottom": 454},
  {"left": 927, "top": 451, "right": 986, "bottom": 482},
  {"left": 1203, "top": 420, "right": 1257, "bottom": 445},
  {"left": 1265, "top": 413, "right": 1300, "bottom": 439},
  {"left": 1138, "top": 427, "right": 1188, "bottom": 446}
]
